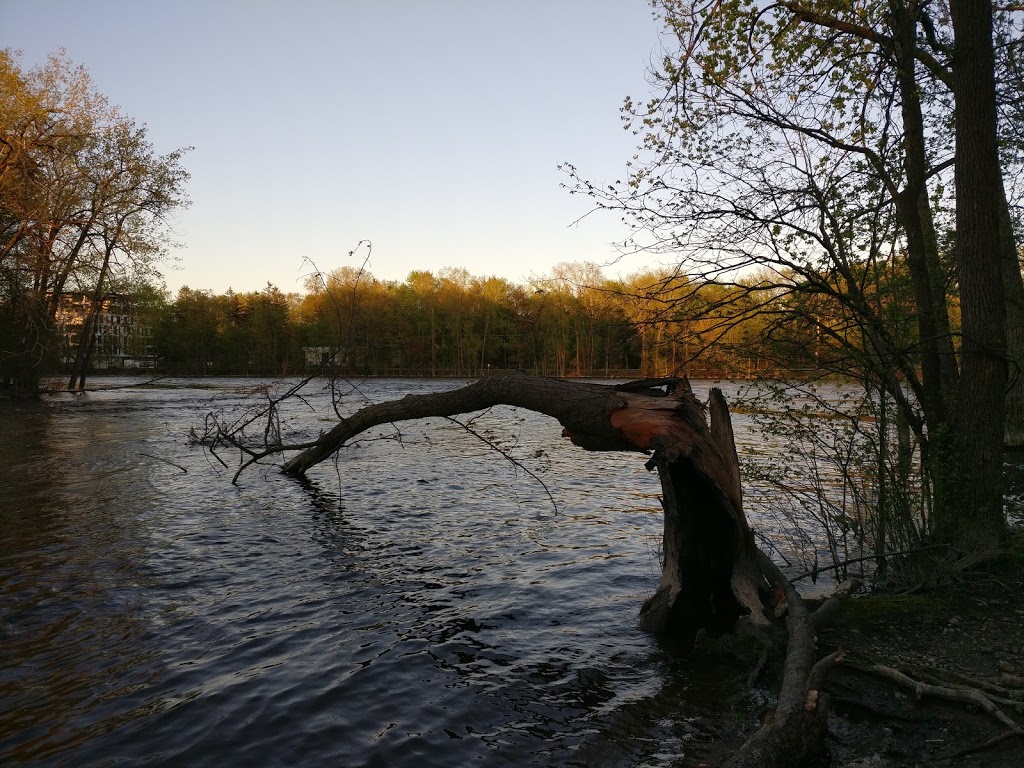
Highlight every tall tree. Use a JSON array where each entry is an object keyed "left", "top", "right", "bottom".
[
  {"left": 65, "top": 118, "right": 189, "bottom": 390},
  {"left": 0, "top": 50, "right": 189, "bottom": 396},
  {"left": 405, "top": 270, "right": 441, "bottom": 375},
  {"left": 946, "top": 0, "right": 1007, "bottom": 547},
  {"left": 565, "top": 0, "right": 1021, "bottom": 554},
  {"left": 994, "top": 8, "right": 1024, "bottom": 448}
]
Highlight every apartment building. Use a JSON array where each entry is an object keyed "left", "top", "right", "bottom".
[{"left": 54, "top": 293, "right": 157, "bottom": 369}]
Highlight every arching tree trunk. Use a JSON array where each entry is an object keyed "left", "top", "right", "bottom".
[
  {"left": 282, "top": 371, "right": 772, "bottom": 634},
  {"left": 205, "top": 371, "right": 857, "bottom": 766}
]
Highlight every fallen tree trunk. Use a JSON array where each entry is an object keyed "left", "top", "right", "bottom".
[
  {"left": 233, "top": 371, "right": 852, "bottom": 765},
  {"left": 280, "top": 371, "right": 770, "bottom": 635}
]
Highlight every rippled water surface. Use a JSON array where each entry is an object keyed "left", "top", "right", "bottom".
[{"left": 0, "top": 377, "right": 829, "bottom": 766}]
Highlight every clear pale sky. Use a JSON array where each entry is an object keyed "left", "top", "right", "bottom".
[{"left": 1, "top": 1, "right": 666, "bottom": 295}]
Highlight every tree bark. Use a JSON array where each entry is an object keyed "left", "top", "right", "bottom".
[
  {"left": 998, "top": 181, "right": 1024, "bottom": 450},
  {"left": 945, "top": 0, "right": 1007, "bottom": 549},
  {"left": 9, "top": 296, "right": 49, "bottom": 398},
  {"left": 281, "top": 371, "right": 771, "bottom": 634}
]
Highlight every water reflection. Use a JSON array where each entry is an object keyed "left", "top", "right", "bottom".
[{"left": 0, "top": 400, "right": 170, "bottom": 764}]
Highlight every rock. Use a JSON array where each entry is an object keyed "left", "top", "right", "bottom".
[{"left": 835, "top": 757, "right": 887, "bottom": 768}]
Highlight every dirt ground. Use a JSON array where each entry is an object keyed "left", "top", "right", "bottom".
[
  {"left": 813, "top": 542, "right": 1024, "bottom": 767},
  {"left": 674, "top": 534, "right": 1024, "bottom": 768}
]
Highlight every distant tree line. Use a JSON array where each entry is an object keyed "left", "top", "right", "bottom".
[{"left": 128, "top": 258, "right": 929, "bottom": 380}]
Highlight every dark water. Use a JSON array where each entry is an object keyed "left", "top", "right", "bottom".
[{"left": 1, "top": 378, "right": 760, "bottom": 768}]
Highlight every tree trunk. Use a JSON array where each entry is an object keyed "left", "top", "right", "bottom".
[
  {"left": 890, "top": 4, "right": 960, "bottom": 425},
  {"left": 639, "top": 386, "right": 767, "bottom": 638},
  {"left": 9, "top": 296, "right": 50, "bottom": 398},
  {"left": 998, "top": 182, "right": 1024, "bottom": 449},
  {"left": 68, "top": 287, "right": 108, "bottom": 392},
  {"left": 281, "top": 371, "right": 771, "bottom": 634},
  {"left": 945, "top": 0, "right": 1007, "bottom": 550},
  {"left": 68, "top": 230, "right": 117, "bottom": 392}
]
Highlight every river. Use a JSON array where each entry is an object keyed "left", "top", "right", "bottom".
[{"left": 1, "top": 376, "right": 1017, "bottom": 766}]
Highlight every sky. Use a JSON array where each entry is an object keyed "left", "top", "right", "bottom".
[{"left": 1, "top": 0, "right": 668, "bottom": 296}]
